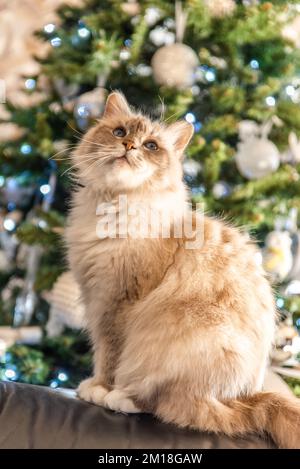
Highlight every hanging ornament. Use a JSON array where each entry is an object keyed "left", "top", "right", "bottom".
[
  {"left": 74, "top": 87, "right": 107, "bottom": 131},
  {"left": 281, "top": 132, "right": 300, "bottom": 164},
  {"left": 1, "top": 175, "right": 36, "bottom": 209},
  {"left": 262, "top": 230, "right": 294, "bottom": 282},
  {"left": 44, "top": 271, "right": 85, "bottom": 338},
  {"left": 235, "top": 118, "right": 281, "bottom": 180},
  {"left": 151, "top": 2, "right": 199, "bottom": 89},
  {"left": 13, "top": 169, "right": 57, "bottom": 327},
  {"left": 212, "top": 181, "right": 231, "bottom": 199},
  {"left": 271, "top": 313, "right": 299, "bottom": 365},
  {"left": 204, "top": 0, "right": 236, "bottom": 18}
]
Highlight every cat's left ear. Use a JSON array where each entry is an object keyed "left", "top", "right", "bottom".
[
  {"left": 167, "top": 121, "right": 194, "bottom": 156},
  {"left": 103, "top": 91, "right": 132, "bottom": 118}
]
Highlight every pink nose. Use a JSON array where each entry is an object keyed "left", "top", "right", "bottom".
[{"left": 123, "top": 140, "right": 136, "bottom": 150}]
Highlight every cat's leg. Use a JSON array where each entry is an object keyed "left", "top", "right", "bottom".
[{"left": 77, "top": 340, "right": 110, "bottom": 405}]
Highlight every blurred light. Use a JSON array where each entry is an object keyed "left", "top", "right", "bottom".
[
  {"left": 191, "top": 85, "right": 200, "bottom": 96},
  {"left": 25, "top": 78, "right": 36, "bottom": 90},
  {"left": 286, "top": 85, "right": 295, "bottom": 97},
  {"left": 185, "top": 113, "right": 196, "bottom": 124},
  {"left": 7, "top": 202, "right": 16, "bottom": 211},
  {"left": 296, "top": 318, "right": 300, "bottom": 328},
  {"left": 191, "top": 185, "right": 205, "bottom": 195},
  {"left": 77, "top": 104, "right": 90, "bottom": 118},
  {"left": 0, "top": 175, "right": 5, "bottom": 187},
  {"left": 194, "top": 122, "right": 202, "bottom": 133},
  {"left": 44, "top": 23, "right": 56, "bottom": 34},
  {"left": 20, "top": 143, "right": 32, "bottom": 155},
  {"left": 50, "top": 380, "right": 59, "bottom": 388},
  {"left": 38, "top": 220, "right": 48, "bottom": 229},
  {"left": 78, "top": 27, "right": 90, "bottom": 38},
  {"left": 250, "top": 59, "right": 259, "bottom": 69},
  {"left": 119, "top": 49, "right": 131, "bottom": 60},
  {"left": 285, "top": 280, "right": 300, "bottom": 295},
  {"left": 4, "top": 367, "right": 17, "bottom": 380},
  {"left": 276, "top": 298, "right": 284, "bottom": 308},
  {"left": 136, "top": 64, "right": 152, "bottom": 77},
  {"left": 266, "top": 96, "right": 276, "bottom": 106},
  {"left": 4, "top": 218, "right": 16, "bottom": 231},
  {"left": 205, "top": 70, "right": 216, "bottom": 82},
  {"left": 124, "top": 39, "right": 132, "bottom": 47},
  {"left": 58, "top": 372, "right": 68, "bottom": 382},
  {"left": 40, "top": 184, "right": 51, "bottom": 195},
  {"left": 51, "top": 37, "right": 62, "bottom": 48}
]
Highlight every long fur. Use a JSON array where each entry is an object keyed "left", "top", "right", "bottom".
[{"left": 66, "top": 92, "right": 300, "bottom": 448}]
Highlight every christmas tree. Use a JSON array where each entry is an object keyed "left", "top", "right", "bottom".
[{"left": 1, "top": 0, "right": 300, "bottom": 390}]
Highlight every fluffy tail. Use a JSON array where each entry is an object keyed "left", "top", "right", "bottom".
[{"left": 156, "top": 392, "right": 300, "bottom": 448}]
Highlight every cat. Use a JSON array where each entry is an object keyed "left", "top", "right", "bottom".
[{"left": 66, "top": 91, "right": 300, "bottom": 448}]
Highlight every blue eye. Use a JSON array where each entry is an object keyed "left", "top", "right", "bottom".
[
  {"left": 144, "top": 141, "right": 158, "bottom": 151},
  {"left": 113, "top": 127, "right": 126, "bottom": 137}
]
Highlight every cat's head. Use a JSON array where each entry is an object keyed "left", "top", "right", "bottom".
[{"left": 73, "top": 92, "right": 194, "bottom": 194}]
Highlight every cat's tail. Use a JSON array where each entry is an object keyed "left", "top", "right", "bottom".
[{"left": 156, "top": 392, "right": 300, "bottom": 448}]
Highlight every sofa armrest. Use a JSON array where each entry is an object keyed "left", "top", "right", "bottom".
[{"left": 0, "top": 382, "right": 275, "bottom": 449}]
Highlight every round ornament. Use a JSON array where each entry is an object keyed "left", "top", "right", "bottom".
[
  {"left": 44, "top": 271, "right": 85, "bottom": 338},
  {"left": 183, "top": 159, "right": 202, "bottom": 178},
  {"left": 151, "top": 43, "right": 199, "bottom": 89},
  {"left": 74, "top": 87, "right": 106, "bottom": 130},
  {"left": 236, "top": 138, "right": 280, "bottom": 180}
]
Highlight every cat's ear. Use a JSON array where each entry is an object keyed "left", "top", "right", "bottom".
[
  {"left": 103, "top": 92, "right": 132, "bottom": 118},
  {"left": 167, "top": 121, "right": 194, "bottom": 156}
]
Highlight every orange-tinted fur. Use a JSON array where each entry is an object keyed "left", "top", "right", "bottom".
[{"left": 66, "top": 92, "right": 300, "bottom": 448}]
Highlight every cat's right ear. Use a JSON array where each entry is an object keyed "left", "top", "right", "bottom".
[{"left": 103, "top": 92, "right": 132, "bottom": 118}]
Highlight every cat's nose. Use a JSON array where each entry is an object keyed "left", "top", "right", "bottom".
[{"left": 123, "top": 140, "right": 136, "bottom": 151}]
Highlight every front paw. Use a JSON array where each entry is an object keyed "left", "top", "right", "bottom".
[
  {"left": 77, "top": 377, "right": 109, "bottom": 405},
  {"left": 103, "top": 389, "right": 141, "bottom": 414}
]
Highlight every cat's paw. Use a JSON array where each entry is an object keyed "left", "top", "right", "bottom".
[
  {"left": 103, "top": 389, "right": 141, "bottom": 414},
  {"left": 77, "top": 377, "right": 109, "bottom": 405}
]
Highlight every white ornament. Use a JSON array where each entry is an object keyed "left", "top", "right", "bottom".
[
  {"left": 145, "top": 7, "right": 162, "bottom": 26},
  {"left": 149, "top": 27, "right": 175, "bottom": 47},
  {"left": 235, "top": 120, "right": 280, "bottom": 180},
  {"left": 263, "top": 230, "right": 293, "bottom": 281},
  {"left": 183, "top": 159, "right": 202, "bottom": 178},
  {"left": 74, "top": 87, "right": 106, "bottom": 130},
  {"left": 212, "top": 181, "right": 231, "bottom": 199},
  {"left": 45, "top": 271, "right": 85, "bottom": 338},
  {"left": 151, "top": 43, "right": 199, "bottom": 89}
]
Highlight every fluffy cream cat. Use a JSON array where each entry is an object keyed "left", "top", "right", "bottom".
[{"left": 66, "top": 92, "right": 300, "bottom": 448}]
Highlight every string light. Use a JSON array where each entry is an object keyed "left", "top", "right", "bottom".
[
  {"left": 185, "top": 113, "right": 196, "bottom": 124},
  {"left": 51, "top": 37, "right": 62, "bottom": 48},
  {"left": 3, "top": 218, "right": 16, "bottom": 231},
  {"left": 40, "top": 184, "right": 51, "bottom": 195},
  {"left": 250, "top": 59, "right": 259, "bottom": 69},
  {"left": 44, "top": 23, "right": 56, "bottom": 34},
  {"left": 20, "top": 143, "right": 32, "bottom": 155},
  {"left": 266, "top": 96, "right": 276, "bottom": 106},
  {"left": 25, "top": 78, "right": 36, "bottom": 90}
]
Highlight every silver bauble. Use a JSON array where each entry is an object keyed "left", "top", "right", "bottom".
[
  {"left": 151, "top": 43, "right": 199, "bottom": 89},
  {"left": 235, "top": 137, "right": 280, "bottom": 180}
]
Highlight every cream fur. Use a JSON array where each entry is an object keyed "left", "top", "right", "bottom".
[{"left": 66, "top": 92, "right": 300, "bottom": 448}]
